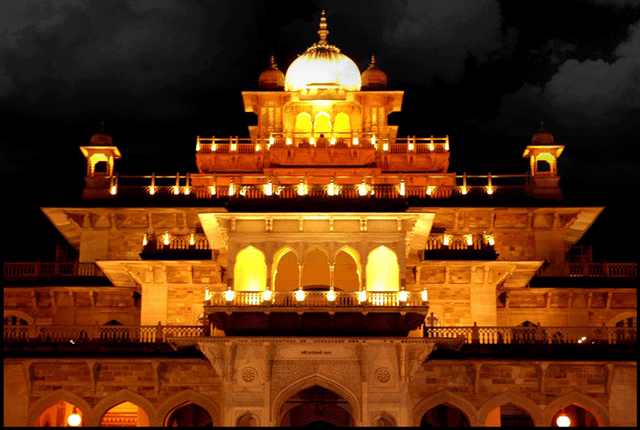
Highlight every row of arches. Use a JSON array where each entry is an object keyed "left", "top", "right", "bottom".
[
  {"left": 233, "top": 245, "right": 399, "bottom": 292},
  {"left": 29, "top": 386, "right": 609, "bottom": 427},
  {"left": 29, "top": 389, "right": 219, "bottom": 427},
  {"left": 294, "top": 111, "right": 351, "bottom": 135}
]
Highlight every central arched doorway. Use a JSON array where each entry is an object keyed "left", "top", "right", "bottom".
[{"left": 280, "top": 385, "right": 355, "bottom": 427}]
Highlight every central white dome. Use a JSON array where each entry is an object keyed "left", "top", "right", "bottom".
[{"left": 284, "top": 12, "right": 361, "bottom": 92}]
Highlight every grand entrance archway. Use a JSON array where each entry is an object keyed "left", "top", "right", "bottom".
[{"left": 279, "top": 385, "right": 355, "bottom": 427}]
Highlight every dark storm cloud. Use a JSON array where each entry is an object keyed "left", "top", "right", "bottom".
[
  {"left": 498, "top": 20, "right": 640, "bottom": 128},
  {"left": 0, "top": 0, "right": 221, "bottom": 100}
]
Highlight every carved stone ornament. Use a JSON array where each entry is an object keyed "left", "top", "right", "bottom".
[
  {"left": 375, "top": 367, "right": 392, "bottom": 383},
  {"left": 242, "top": 367, "right": 257, "bottom": 383}
]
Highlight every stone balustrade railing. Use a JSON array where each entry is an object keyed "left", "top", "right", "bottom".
[
  {"left": 106, "top": 173, "right": 529, "bottom": 201},
  {"left": 205, "top": 290, "right": 427, "bottom": 308},
  {"left": 567, "top": 262, "right": 637, "bottom": 278},
  {"left": 3, "top": 322, "right": 206, "bottom": 343},
  {"left": 425, "top": 324, "right": 637, "bottom": 345},
  {"left": 3, "top": 262, "right": 104, "bottom": 278},
  {"left": 195, "top": 134, "right": 450, "bottom": 153},
  {"left": 5, "top": 323, "right": 635, "bottom": 346}
]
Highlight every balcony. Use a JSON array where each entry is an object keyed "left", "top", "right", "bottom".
[
  {"left": 89, "top": 172, "right": 533, "bottom": 204},
  {"left": 139, "top": 232, "right": 211, "bottom": 260},
  {"left": 203, "top": 289, "right": 430, "bottom": 336},
  {"left": 2, "top": 261, "right": 109, "bottom": 286},
  {"left": 5, "top": 323, "right": 634, "bottom": 347}
]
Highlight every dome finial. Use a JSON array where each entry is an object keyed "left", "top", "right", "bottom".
[
  {"left": 100, "top": 120, "right": 105, "bottom": 132},
  {"left": 318, "top": 10, "right": 329, "bottom": 45},
  {"left": 269, "top": 55, "right": 278, "bottom": 69}
]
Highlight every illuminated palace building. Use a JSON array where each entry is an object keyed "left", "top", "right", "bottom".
[{"left": 4, "top": 13, "right": 637, "bottom": 427}]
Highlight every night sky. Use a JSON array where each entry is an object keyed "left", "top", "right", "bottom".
[{"left": 2, "top": 0, "right": 639, "bottom": 263}]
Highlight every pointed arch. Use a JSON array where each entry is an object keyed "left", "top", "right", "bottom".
[
  {"left": 272, "top": 373, "right": 361, "bottom": 426},
  {"left": 366, "top": 246, "right": 399, "bottom": 291},
  {"left": 236, "top": 410, "right": 261, "bottom": 427},
  {"left": 91, "top": 389, "right": 156, "bottom": 427},
  {"left": 334, "top": 246, "right": 361, "bottom": 291},
  {"left": 294, "top": 112, "right": 312, "bottom": 135},
  {"left": 314, "top": 112, "right": 331, "bottom": 135},
  {"left": 156, "top": 389, "right": 220, "bottom": 427},
  {"left": 334, "top": 112, "right": 351, "bottom": 135},
  {"left": 371, "top": 411, "right": 397, "bottom": 426},
  {"left": 542, "top": 391, "right": 609, "bottom": 426},
  {"left": 302, "top": 246, "right": 330, "bottom": 288},
  {"left": 477, "top": 390, "right": 542, "bottom": 426},
  {"left": 28, "top": 389, "right": 93, "bottom": 427},
  {"left": 234, "top": 246, "right": 267, "bottom": 291},
  {"left": 413, "top": 390, "right": 479, "bottom": 427},
  {"left": 273, "top": 246, "right": 299, "bottom": 291}
]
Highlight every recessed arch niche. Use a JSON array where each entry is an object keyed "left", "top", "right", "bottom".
[
  {"left": 234, "top": 246, "right": 267, "bottom": 291},
  {"left": 366, "top": 246, "right": 399, "bottom": 291}
]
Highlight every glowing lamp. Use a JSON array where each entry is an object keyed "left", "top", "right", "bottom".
[
  {"left": 443, "top": 233, "right": 450, "bottom": 247},
  {"left": 399, "top": 290, "right": 408, "bottom": 302},
  {"left": 264, "top": 181, "right": 273, "bottom": 196},
  {"left": 328, "top": 181, "right": 335, "bottom": 196},
  {"left": 297, "top": 180, "right": 306, "bottom": 196},
  {"left": 296, "top": 288, "right": 305, "bottom": 302},
  {"left": 229, "top": 181, "right": 234, "bottom": 196},
  {"left": 149, "top": 186, "right": 156, "bottom": 195},
  {"left": 353, "top": 137, "right": 359, "bottom": 146},
  {"left": 358, "top": 291, "right": 367, "bottom": 303},
  {"left": 358, "top": 181, "right": 367, "bottom": 196},
  {"left": 330, "top": 137, "right": 336, "bottom": 146},
  {"left": 163, "top": 231, "right": 170, "bottom": 246},
  {"left": 210, "top": 185, "right": 217, "bottom": 196},
  {"left": 421, "top": 288, "right": 428, "bottom": 302},
  {"left": 224, "top": 288, "right": 235, "bottom": 301},
  {"left": 461, "top": 186, "right": 467, "bottom": 195},
  {"left": 429, "top": 143, "right": 434, "bottom": 151},
  {"left": 383, "top": 143, "right": 389, "bottom": 152},
  {"left": 184, "top": 185, "right": 190, "bottom": 195},
  {"left": 174, "top": 186, "right": 180, "bottom": 195},
  {"left": 269, "top": 136, "right": 275, "bottom": 146},
  {"left": 142, "top": 231, "right": 148, "bottom": 247},
  {"left": 196, "top": 141, "right": 201, "bottom": 152},
  {"left": 190, "top": 231, "right": 195, "bottom": 246},
  {"left": 426, "top": 186, "right": 434, "bottom": 196},
  {"left": 286, "top": 137, "right": 292, "bottom": 146},
  {"left": 327, "top": 288, "right": 335, "bottom": 302},
  {"left": 487, "top": 232, "right": 495, "bottom": 246},
  {"left": 408, "top": 142, "right": 414, "bottom": 151},
  {"left": 310, "top": 137, "right": 315, "bottom": 146},
  {"left": 371, "top": 135, "right": 376, "bottom": 146},
  {"left": 212, "top": 143, "right": 217, "bottom": 152},
  {"left": 110, "top": 184, "right": 117, "bottom": 195},
  {"left": 230, "top": 142, "right": 237, "bottom": 152},
  {"left": 556, "top": 413, "right": 571, "bottom": 427},
  {"left": 399, "top": 180, "right": 405, "bottom": 196},
  {"left": 466, "top": 233, "right": 473, "bottom": 247},
  {"left": 263, "top": 289, "right": 272, "bottom": 301},
  {"left": 204, "top": 286, "right": 211, "bottom": 301},
  {"left": 486, "top": 186, "right": 493, "bottom": 195},
  {"left": 67, "top": 408, "right": 81, "bottom": 427}
]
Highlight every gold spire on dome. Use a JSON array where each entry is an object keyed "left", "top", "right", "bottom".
[
  {"left": 269, "top": 55, "right": 278, "bottom": 69},
  {"left": 370, "top": 55, "right": 376, "bottom": 66},
  {"left": 317, "top": 10, "right": 329, "bottom": 45}
]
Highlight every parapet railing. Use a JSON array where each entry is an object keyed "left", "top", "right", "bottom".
[
  {"left": 205, "top": 290, "right": 427, "bottom": 308},
  {"left": 141, "top": 232, "right": 209, "bottom": 250},
  {"left": 105, "top": 172, "right": 530, "bottom": 200},
  {"left": 424, "top": 324, "right": 637, "bottom": 345},
  {"left": 3, "top": 323, "right": 206, "bottom": 343},
  {"left": 195, "top": 134, "right": 450, "bottom": 153},
  {"left": 567, "top": 262, "right": 637, "bottom": 278},
  {"left": 3, "top": 262, "right": 104, "bottom": 278},
  {"left": 5, "top": 323, "right": 635, "bottom": 346}
]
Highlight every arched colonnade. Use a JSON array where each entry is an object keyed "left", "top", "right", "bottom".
[{"left": 230, "top": 243, "right": 402, "bottom": 293}]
